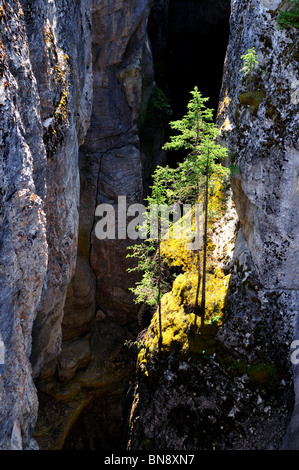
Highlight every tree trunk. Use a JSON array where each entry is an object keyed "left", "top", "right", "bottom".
[
  {"left": 193, "top": 193, "right": 202, "bottom": 333},
  {"left": 158, "top": 238, "right": 163, "bottom": 352},
  {"left": 201, "top": 154, "right": 209, "bottom": 329},
  {"left": 193, "top": 250, "right": 201, "bottom": 333}
]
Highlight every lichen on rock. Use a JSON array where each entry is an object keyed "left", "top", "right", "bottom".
[{"left": 0, "top": 0, "right": 92, "bottom": 449}]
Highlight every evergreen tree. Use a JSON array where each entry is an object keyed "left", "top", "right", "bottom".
[
  {"left": 127, "top": 238, "right": 165, "bottom": 353},
  {"left": 127, "top": 179, "right": 169, "bottom": 353},
  {"left": 128, "top": 86, "right": 229, "bottom": 350},
  {"left": 276, "top": 0, "right": 299, "bottom": 29},
  {"left": 158, "top": 86, "right": 229, "bottom": 328},
  {"left": 240, "top": 47, "right": 259, "bottom": 79}
]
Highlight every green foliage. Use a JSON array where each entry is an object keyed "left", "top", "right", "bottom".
[
  {"left": 276, "top": 0, "right": 299, "bottom": 29},
  {"left": 150, "top": 87, "right": 172, "bottom": 114},
  {"left": 127, "top": 241, "right": 160, "bottom": 306},
  {"left": 161, "top": 87, "right": 230, "bottom": 328},
  {"left": 228, "top": 164, "right": 239, "bottom": 175},
  {"left": 160, "top": 86, "right": 229, "bottom": 204},
  {"left": 240, "top": 48, "right": 259, "bottom": 78},
  {"left": 146, "top": 165, "right": 178, "bottom": 205},
  {"left": 124, "top": 339, "right": 146, "bottom": 352},
  {"left": 127, "top": 172, "right": 172, "bottom": 351},
  {"left": 163, "top": 87, "right": 214, "bottom": 153},
  {"left": 141, "top": 86, "right": 173, "bottom": 130},
  {"left": 128, "top": 87, "right": 231, "bottom": 355}
]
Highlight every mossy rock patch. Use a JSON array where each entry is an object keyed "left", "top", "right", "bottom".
[{"left": 239, "top": 90, "right": 266, "bottom": 116}]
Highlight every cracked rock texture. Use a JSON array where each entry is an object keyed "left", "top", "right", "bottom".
[
  {"left": 127, "top": 0, "right": 299, "bottom": 450},
  {"left": 217, "top": 0, "right": 299, "bottom": 449},
  {"left": 0, "top": 0, "right": 92, "bottom": 449},
  {"left": 1, "top": 0, "right": 299, "bottom": 452},
  {"left": 33, "top": 0, "right": 159, "bottom": 450},
  {"left": 74, "top": 0, "right": 153, "bottom": 328},
  {"left": 59, "top": 0, "right": 155, "bottom": 389}
]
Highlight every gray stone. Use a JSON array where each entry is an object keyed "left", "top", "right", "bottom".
[
  {"left": 0, "top": 0, "right": 92, "bottom": 449},
  {"left": 217, "top": 0, "right": 299, "bottom": 448},
  {"left": 58, "top": 335, "right": 91, "bottom": 382}
]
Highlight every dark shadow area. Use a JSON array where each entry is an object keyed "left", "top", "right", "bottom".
[
  {"left": 148, "top": 0, "right": 231, "bottom": 164},
  {"left": 62, "top": 395, "right": 127, "bottom": 451}
]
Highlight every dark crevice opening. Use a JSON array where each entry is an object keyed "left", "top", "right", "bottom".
[
  {"left": 60, "top": 0, "right": 231, "bottom": 451},
  {"left": 148, "top": 0, "right": 231, "bottom": 164}
]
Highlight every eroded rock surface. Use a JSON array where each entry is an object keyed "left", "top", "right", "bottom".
[
  {"left": 34, "top": 0, "right": 157, "bottom": 449},
  {"left": 217, "top": 0, "right": 299, "bottom": 448},
  {"left": 126, "top": 0, "right": 299, "bottom": 450},
  {"left": 0, "top": 0, "right": 92, "bottom": 449},
  {"left": 1, "top": 0, "right": 299, "bottom": 452}
]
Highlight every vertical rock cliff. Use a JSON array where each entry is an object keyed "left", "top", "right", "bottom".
[
  {"left": 1, "top": 0, "right": 299, "bottom": 452},
  {"left": 217, "top": 0, "right": 299, "bottom": 448},
  {"left": 33, "top": 0, "right": 157, "bottom": 450},
  {"left": 0, "top": 0, "right": 92, "bottom": 449},
  {"left": 74, "top": 0, "right": 152, "bottom": 338}
]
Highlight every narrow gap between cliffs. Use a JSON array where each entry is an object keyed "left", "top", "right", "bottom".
[
  {"left": 148, "top": 0, "right": 231, "bottom": 165},
  {"left": 61, "top": 0, "right": 231, "bottom": 451}
]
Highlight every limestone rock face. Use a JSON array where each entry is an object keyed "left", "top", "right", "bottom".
[
  {"left": 0, "top": 0, "right": 92, "bottom": 449},
  {"left": 57, "top": 334, "right": 91, "bottom": 382},
  {"left": 65, "top": 0, "right": 154, "bottom": 345},
  {"left": 62, "top": 257, "right": 96, "bottom": 342},
  {"left": 21, "top": 0, "right": 93, "bottom": 379},
  {"left": 3, "top": 0, "right": 298, "bottom": 452},
  {"left": 218, "top": 0, "right": 299, "bottom": 291},
  {"left": 216, "top": 0, "right": 299, "bottom": 448},
  {"left": 126, "top": 197, "right": 294, "bottom": 451},
  {"left": 33, "top": 0, "right": 157, "bottom": 450}
]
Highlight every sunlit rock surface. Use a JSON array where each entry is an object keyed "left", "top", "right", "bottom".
[
  {"left": 217, "top": 0, "right": 299, "bottom": 449},
  {"left": 1, "top": 0, "right": 299, "bottom": 451},
  {"left": 0, "top": 0, "right": 92, "bottom": 449},
  {"left": 34, "top": 0, "right": 156, "bottom": 450}
]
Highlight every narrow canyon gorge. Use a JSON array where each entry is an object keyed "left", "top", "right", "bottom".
[{"left": 0, "top": 0, "right": 298, "bottom": 451}]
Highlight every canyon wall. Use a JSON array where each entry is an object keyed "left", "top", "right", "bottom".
[
  {"left": 0, "top": 0, "right": 92, "bottom": 449},
  {"left": 217, "top": 0, "right": 299, "bottom": 448},
  {"left": 127, "top": 0, "right": 299, "bottom": 450},
  {"left": 32, "top": 0, "right": 157, "bottom": 450},
  {"left": 72, "top": 0, "right": 153, "bottom": 343},
  {"left": 1, "top": 0, "right": 299, "bottom": 451},
  {"left": 0, "top": 0, "right": 160, "bottom": 449}
]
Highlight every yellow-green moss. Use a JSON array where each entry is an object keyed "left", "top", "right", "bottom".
[
  {"left": 137, "top": 175, "right": 232, "bottom": 372},
  {"left": 239, "top": 90, "right": 266, "bottom": 116},
  {"left": 43, "top": 25, "right": 70, "bottom": 158}
]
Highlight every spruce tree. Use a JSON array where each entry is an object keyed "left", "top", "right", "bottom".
[
  {"left": 159, "top": 86, "right": 229, "bottom": 328},
  {"left": 127, "top": 179, "right": 169, "bottom": 353},
  {"left": 276, "top": 0, "right": 299, "bottom": 29},
  {"left": 128, "top": 86, "right": 229, "bottom": 350}
]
